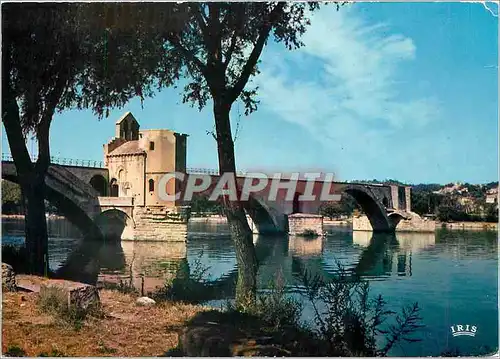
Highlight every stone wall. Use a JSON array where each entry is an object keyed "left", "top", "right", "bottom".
[
  {"left": 352, "top": 215, "right": 373, "bottom": 231},
  {"left": 405, "top": 187, "right": 411, "bottom": 212},
  {"left": 288, "top": 214, "right": 324, "bottom": 236},
  {"left": 131, "top": 206, "right": 190, "bottom": 241},
  {"left": 395, "top": 213, "right": 436, "bottom": 232},
  {"left": 353, "top": 213, "right": 436, "bottom": 232},
  {"left": 437, "top": 221, "right": 498, "bottom": 231},
  {"left": 390, "top": 186, "right": 399, "bottom": 210},
  {"left": 107, "top": 153, "right": 146, "bottom": 206}
]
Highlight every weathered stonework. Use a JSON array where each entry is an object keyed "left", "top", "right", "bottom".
[
  {"left": 353, "top": 213, "right": 436, "bottom": 232},
  {"left": 395, "top": 212, "right": 436, "bottom": 232},
  {"left": 352, "top": 215, "right": 373, "bottom": 231},
  {"left": 40, "top": 279, "right": 100, "bottom": 310},
  {"left": 438, "top": 221, "right": 498, "bottom": 231},
  {"left": 2, "top": 263, "right": 16, "bottom": 292},
  {"left": 288, "top": 214, "right": 324, "bottom": 236},
  {"left": 130, "top": 206, "right": 190, "bottom": 241}
]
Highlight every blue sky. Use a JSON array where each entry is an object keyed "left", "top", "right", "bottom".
[{"left": 2, "top": 2, "right": 498, "bottom": 184}]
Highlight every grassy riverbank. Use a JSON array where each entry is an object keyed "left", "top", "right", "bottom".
[{"left": 2, "top": 287, "right": 209, "bottom": 356}]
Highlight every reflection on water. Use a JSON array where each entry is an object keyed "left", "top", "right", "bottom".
[
  {"left": 1, "top": 219, "right": 498, "bottom": 356},
  {"left": 288, "top": 236, "right": 323, "bottom": 257}
]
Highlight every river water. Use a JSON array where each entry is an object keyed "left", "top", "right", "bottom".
[{"left": 2, "top": 218, "right": 498, "bottom": 356}]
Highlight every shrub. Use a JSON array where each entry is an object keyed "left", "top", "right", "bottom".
[
  {"left": 38, "top": 349, "right": 66, "bottom": 357},
  {"left": 298, "top": 229, "right": 320, "bottom": 238},
  {"left": 37, "top": 286, "right": 103, "bottom": 330},
  {"left": 4, "top": 345, "right": 26, "bottom": 357},
  {"left": 246, "top": 269, "right": 302, "bottom": 330},
  {"left": 300, "top": 262, "right": 424, "bottom": 356}
]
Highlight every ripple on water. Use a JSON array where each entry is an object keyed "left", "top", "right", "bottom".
[{"left": 2, "top": 219, "right": 498, "bottom": 356}]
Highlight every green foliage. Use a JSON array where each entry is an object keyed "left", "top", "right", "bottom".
[
  {"left": 298, "top": 229, "right": 320, "bottom": 238},
  {"left": 189, "top": 194, "right": 223, "bottom": 216},
  {"left": 319, "top": 201, "right": 343, "bottom": 219},
  {"left": 411, "top": 190, "right": 443, "bottom": 216},
  {"left": 436, "top": 197, "right": 468, "bottom": 222},
  {"left": 246, "top": 270, "right": 303, "bottom": 330},
  {"left": 300, "top": 263, "right": 423, "bottom": 356},
  {"left": 38, "top": 349, "right": 67, "bottom": 357},
  {"left": 1, "top": 180, "right": 23, "bottom": 214},
  {"left": 463, "top": 183, "right": 484, "bottom": 199},
  {"left": 154, "top": 3, "right": 326, "bottom": 115},
  {"left": 37, "top": 286, "right": 103, "bottom": 330},
  {"left": 1, "top": 180, "right": 22, "bottom": 203},
  {"left": 3, "top": 3, "right": 184, "bottom": 127},
  {"left": 319, "top": 193, "right": 359, "bottom": 219},
  {"left": 484, "top": 203, "right": 498, "bottom": 223},
  {"left": 4, "top": 345, "right": 26, "bottom": 357},
  {"left": 96, "top": 342, "right": 118, "bottom": 355}
]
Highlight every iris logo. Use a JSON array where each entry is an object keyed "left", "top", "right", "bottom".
[{"left": 450, "top": 324, "right": 477, "bottom": 337}]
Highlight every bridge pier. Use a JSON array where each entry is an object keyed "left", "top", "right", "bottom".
[
  {"left": 129, "top": 206, "right": 191, "bottom": 241},
  {"left": 288, "top": 213, "right": 325, "bottom": 236},
  {"left": 95, "top": 203, "right": 191, "bottom": 241},
  {"left": 353, "top": 213, "right": 436, "bottom": 233}
]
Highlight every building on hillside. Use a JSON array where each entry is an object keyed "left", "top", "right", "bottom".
[
  {"left": 486, "top": 186, "right": 498, "bottom": 205},
  {"left": 103, "top": 112, "right": 188, "bottom": 208}
]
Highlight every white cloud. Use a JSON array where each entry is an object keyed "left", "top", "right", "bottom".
[{"left": 253, "top": 5, "right": 440, "bottom": 178}]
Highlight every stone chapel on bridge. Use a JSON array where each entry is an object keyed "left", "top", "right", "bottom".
[{"left": 103, "top": 112, "right": 188, "bottom": 208}]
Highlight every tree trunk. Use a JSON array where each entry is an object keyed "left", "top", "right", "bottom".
[
  {"left": 22, "top": 176, "right": 50, "bottom": 275},
  {"left": 2, "top": 91, "right": 50, "bottom": 275},
  {"left": 213, "top": 99, "right": 258, "bottom": 309}
]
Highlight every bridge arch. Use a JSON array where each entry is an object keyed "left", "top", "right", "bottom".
[
  {"left": 243, "top": 194, "right": 284, "bottom": 234},
  {"left": 387, "top": 211, "right": 406, "bottom": 229},
  {"left": 94, "top": 209, "right": 135, "bottom": 240},
  {"left": 344, "top": 185, "right": 393, "bottom": 232},
  {"left": 90, "top": 174, "right": 107, "bottom": 196},
  {"left": 1, "top": 162, "right": 102, "bottom": 237}
]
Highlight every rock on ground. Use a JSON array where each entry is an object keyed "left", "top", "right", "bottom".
[
  {"left": 136, "top": 296, "right": 156, "bottom": 306},
  {"left": 40, "top": 279, "right": 100, "bottom": 310},
  {"left": 2, "top": 263, "right": 16, "bottom": 292}
]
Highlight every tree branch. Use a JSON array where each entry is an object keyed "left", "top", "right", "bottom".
[
  {"left": 222, "top": 5, "right": 245, "bottom": 71},
  {"left": 166, "top": 32, "right": 209, "bottom": 79},
  {"left": 207, "top": 3, "right": 223, "bottom": 76},
  {"left": 35, "top": 68, "right": 69, "bottom": 174},
  {"left": 1, "top": 46, "right": 33, "bottom": 176},
  {"left": 192, "top": 5, "right": 210, "bottom": 52},
  {"left": 227, "top": 2, "right": 286, "bottom": 104}
]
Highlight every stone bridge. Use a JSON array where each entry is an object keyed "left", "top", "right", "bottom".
[
  {"left": 2, "top": 159, "right": 423, "bottom": 238},
  {"left": 180, "top": 173, "right": 414, "bottom": 234},
  {"left": 1, "top": 161, "right": 135, "bottom": 239}
]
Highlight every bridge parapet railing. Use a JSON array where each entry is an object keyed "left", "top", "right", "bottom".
[
  {"left": 186, "top": 167, "right": 246, "bottom": 176},
  {"left": 2, "top": 153, "right": 104, "bottom": 168}
]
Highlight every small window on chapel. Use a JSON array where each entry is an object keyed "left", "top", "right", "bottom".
[
  {"left": 149, "top": 141, "right": 155, "bottom": 150},
  {"left": 149, "top": 179, "right": 154, "bottom": 192}
]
